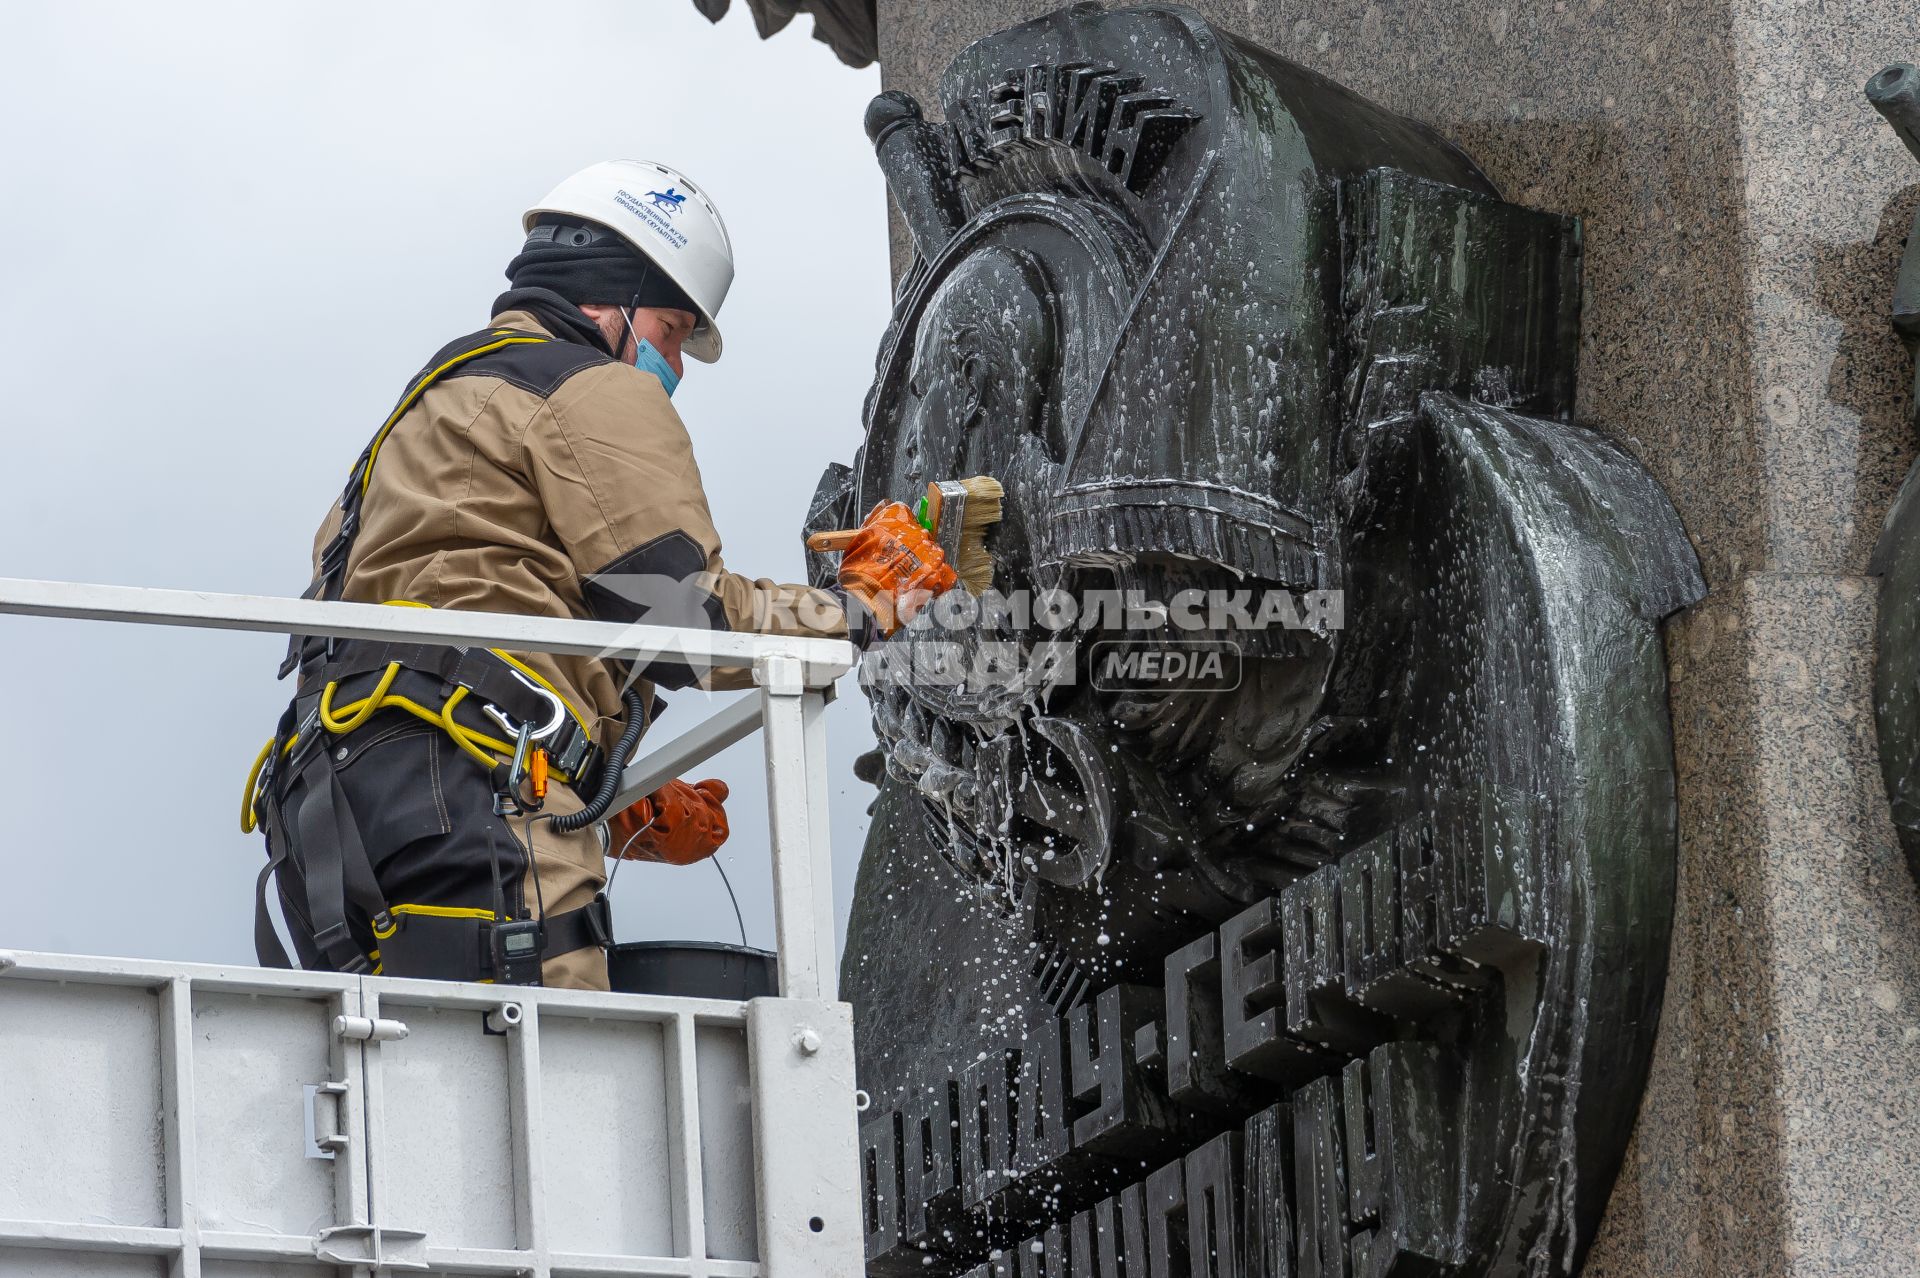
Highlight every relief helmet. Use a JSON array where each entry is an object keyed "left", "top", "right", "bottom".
[{"left": 524, "top": 160, "right": 735, "bottom": 363}]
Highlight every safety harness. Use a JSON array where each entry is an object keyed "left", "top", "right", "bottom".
[{"left": 247, "top": 327, "right": 615, "bottom": 980}]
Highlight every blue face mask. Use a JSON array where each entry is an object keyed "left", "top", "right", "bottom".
[
  {"left": 631, "top": 338, "right": 680, "bottom": 398},
  {"left": 621, "top": 309, "right": 680, "bottom": 397}
]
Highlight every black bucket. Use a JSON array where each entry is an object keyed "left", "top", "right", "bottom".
[{"left": 608, "top": 941, "right": 778, "bottom": 1001}]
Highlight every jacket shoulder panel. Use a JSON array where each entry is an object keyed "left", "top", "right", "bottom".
[{"left": 449, "top": 338, "right": 615, "bottom": 400}]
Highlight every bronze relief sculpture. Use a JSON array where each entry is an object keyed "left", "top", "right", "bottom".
[
  {"left": 1869, "top": 61, "right": 1920, "bottom": 888},
  {"left": 816, "top": 6, "right": 1704, "bottom": 1274}
]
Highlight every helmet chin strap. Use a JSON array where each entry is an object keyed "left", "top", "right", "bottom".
[
  {"left": 615, "top": 258, "right": 659, "bottom": 363},
  {"left": 617, "top": 304, "right": 640, "bottom": 365}
]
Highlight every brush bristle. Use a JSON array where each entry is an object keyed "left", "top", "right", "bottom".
[{"left": 952, "top": 476, "right": 1003, "bottom": 594}]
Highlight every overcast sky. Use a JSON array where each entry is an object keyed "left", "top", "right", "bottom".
[{"left": 0, "top": 1, "right": 891, "bottom": 967}]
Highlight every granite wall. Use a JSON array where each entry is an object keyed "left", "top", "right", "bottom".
[{"left": 870, "top": 2, "right": 1920, "bottom": 1273}]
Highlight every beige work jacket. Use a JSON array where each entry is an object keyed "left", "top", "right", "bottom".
[{"left": 309, "top": 308, "right": 843, "bottom": 743}]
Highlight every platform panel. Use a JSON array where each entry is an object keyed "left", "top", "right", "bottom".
[{"left": 0, "top": 952, "right": 859, "bottom": 1276}]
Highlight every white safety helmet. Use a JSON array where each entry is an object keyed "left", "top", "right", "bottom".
[{"left": 523, "top": 160, "right": 735, "bottom": 363}]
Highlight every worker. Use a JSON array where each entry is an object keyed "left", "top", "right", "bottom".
[{"left": 244, "top": 160, "right": 954, "bottom": 990}]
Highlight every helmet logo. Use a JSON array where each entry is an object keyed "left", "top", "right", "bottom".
[{"left": 612, "top": 188, "right": 691, "bottom": 251}]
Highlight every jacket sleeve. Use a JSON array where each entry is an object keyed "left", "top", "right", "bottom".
[{"left": 523, "top": 362, "right": 846, "bottom": 690}]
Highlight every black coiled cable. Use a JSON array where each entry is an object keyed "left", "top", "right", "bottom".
[{"left": 550, "top": 687, "right": 647, "bottom": 833}]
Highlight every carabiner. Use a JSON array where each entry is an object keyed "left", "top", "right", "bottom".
[{"left": 494, "top": 719, "right": 537, "bottom": 817}]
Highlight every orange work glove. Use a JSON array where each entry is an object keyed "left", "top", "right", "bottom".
[
  {"left": 811, "top": 501, "right": 956, "bottom": 635},
  {"left": 608, "top": 778, "right": 731, "bottom": 866}
]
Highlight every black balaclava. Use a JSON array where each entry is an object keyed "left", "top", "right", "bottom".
[{"left": 494, "top": 216, "right": 699, "bottom": 356}]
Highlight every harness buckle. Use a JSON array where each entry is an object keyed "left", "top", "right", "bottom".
[
  {"left": 313, "top": 922, "right": 372, "bottom": 975},
  {"left": 583, "top": 893, "right": 613, "bottom": 949},
  {"left": 318, "top": 514, "right": 358, "bottom": 573},
  {"left": 551, "top": 729, "right": 596, "bottom": 783}
]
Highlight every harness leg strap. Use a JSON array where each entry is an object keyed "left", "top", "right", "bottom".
[
  {"left": 293, "top": 761, "right": 388, "bottom": 975},
  {"left": 253, "top": 844, "right": 295, "bottom": 969},
  {"left": 539, "top": 893, "right": 614, "bottom": 962}
]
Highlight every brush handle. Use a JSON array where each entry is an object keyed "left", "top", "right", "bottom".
[{"left": 806, "top": 529, "right": 862, "bottom": 553}]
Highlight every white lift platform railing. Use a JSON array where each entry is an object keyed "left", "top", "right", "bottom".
[{"left": 0, "top": 577, "right": 864, "bottom": 1278}]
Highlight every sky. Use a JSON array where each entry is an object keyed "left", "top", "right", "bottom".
[{"left": 0, "top": 1, "right": 892, "bottom": 967}]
